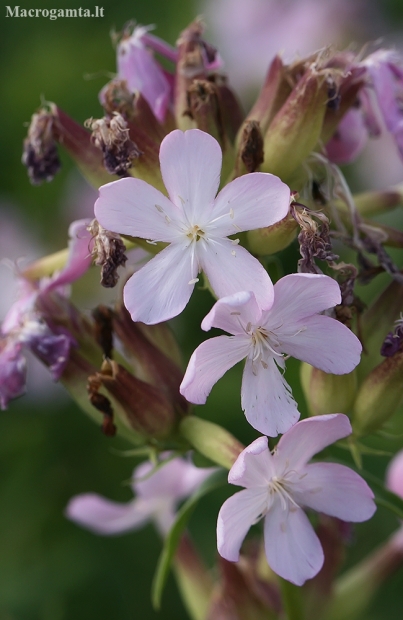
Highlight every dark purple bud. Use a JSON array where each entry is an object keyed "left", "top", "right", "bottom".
[
  {"left": 88, "top": 220, "right": 128, "bottom": 288},
  {"left": 29, "top": 329, "right": 75, "bottom": 381},
  {"left": 22, "top": 108, "right": 61, "bottom": 184},
  {"left": 86, "top": 113, "right": 141, "bottom": 176}
]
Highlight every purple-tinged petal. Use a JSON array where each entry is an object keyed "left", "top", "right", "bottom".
[
  {"left": 141, "top": 30, "right": 178, "bottom": 63},
  {"left": 66, "top": 493, "right": 155, "bottom": 535},
  {"left": 133, "top": 457, "right": 214, "bottom": 500},
  {"left": 211, "top": 173, "right": 290, "bottom": 236},
  {"left": 265, "top": 273, "right": 342, "bottom": 328},
  {"left": 123, "top": 243, "right": 197, "bottom": 324},
  {"left": 275, "top": 414, "right": 352, "bottom": 471},
  {"left": 0, "top": 340, "right": 26, "bottom": 409},
  {"left": 45, "top": 219, "right": 93, "bottom": 292},
  {"left": 117, "top": 30, "right": 171, "bottom": 122},
  {"left": 278, "top": 314, "right": 362, "bottom": 374},
  {"left": 325, "top": 108, "right": 368, "bottom": 165},
  {"left": 28, "top": 329, "right": 75, "bottom": 380},
  {"left": 159, "top": 129, "right": 222, "bottom": 219},
  {"left": 95, "top": 178, "right": 182, "bottom": 243},
  {"left": 180, "top": 335, "right": 250, "bottom": 404},
  {"left": 293, "top": 462, "right": 376, "bottom": 522},
  {"left": 217, "top": 488, "right": 268, "bottom": 562},
  {"left": 228, "top": 436, "right": 275, "bottom": 488},
  {"left": 386, "top": 450, "right": 403, "bottom": 499},
  {"left": 263, "top": 500, "right": 324, "bottom": 586},
  {"left": 200, "top": 237, "right": 274, "bottom": 310},
  {"left": 241, "top": 357, "right": 299, "bottom": 437},
  {"left": 201, "top": 291, "right": 262, "bottom": 334}
]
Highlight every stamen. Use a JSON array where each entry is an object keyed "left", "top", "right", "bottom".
[
  {"left": 231, "top": 238, "right": 240, "bottom": 245},
  {"left": 229, "top": 208, "right": 234, "bottom": 219},
  {"left": 146, "top": 240, "right": 157, "bottom": 245},
  {"left": 231, "top": 250, "right": 236, "bottom": 256},
  {"left": 155, "top": 204, "right": 163, "bottom": 213},
  {"left": 188, "top": 277, "right": 199, "bottom": 285}
]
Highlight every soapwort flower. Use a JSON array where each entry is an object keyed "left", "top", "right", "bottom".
[
  {"left": 95, "top": 128, "right": 290, "bottom": 324},
  {"left": 217, "top": 414, "right": 376, "bottom": 586},
  {"left": 180, "top": 273, "right": 362, "bottom": 436},
  {"left": 66, "top": 455, "right": 215, "bottom": 536},
  {"left": 0, "top": 220, "right": 92, "bottom": 409}
]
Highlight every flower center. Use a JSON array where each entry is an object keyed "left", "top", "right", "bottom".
[
  {"left": 186, "top": 224, "right": 206, "bottom": 242},
  {"left": 246, "top": 323, "right": 283, "bottom": 373},
  {"left": 268, "top": 474, "right": 299, "bottom": 512}
]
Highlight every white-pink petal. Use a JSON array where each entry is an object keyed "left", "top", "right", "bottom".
[
  {"left": 95, "top": 178, "right": 182, "bottom": 243},
  {"left": 241, "top": 356, "right": 300, "bottom": 437},
  {"left": 263, "top": 500, "right": 324, "bottom": 586},
  {"left": 201, "top": 291, "right": 262, "bottom": 335},
  {"left": 276, "top": 414, "right": 352, "bottom": 471},
  {"left": 199, "top": 237, "right": 274, "bottom": 310},
  {"left": 278, "top": 314, "right": 362, "bottom": 374},
  {"left": 65, "top": 494, "right": 153, "bottom": 535},
  {"left": 180, "top": 335, "right": 250, "bottom": 404},
  {"left": 211, "top": 172, "right": 290, "bottom": 236},
  {"left": 265, "top": 273, "right": 342, "bottom": 328},
  {"left": 117, "top": 39, "right": 171, "bottom": 123},
  {"left": 123, "top": 243, "right": 197, "bottom": 324},
  {"left": 159, "top": 129, "right": 222, "bottom": 219},
  {"left": 228, "top": 436, "right": 275, "bottom": 488},
  {"left": 217, "top": 488, "right": 269, "bottom": 562},
  {"left": 133, "top": 457, "right": 215, "bottom": 500},
  {"left": 294, "top": 462, "right": 376, "bottom": 522}
]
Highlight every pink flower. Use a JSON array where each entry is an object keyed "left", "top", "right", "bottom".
[
  {"left": 363, "top": 50, "right": 403, "bottom": 159},
  {"left": 180, "top": 273, "right": 362, "bottom": 436},
  {"left": 66, "top": 455, "right": 215, "bottom": 536},
  {"left": 386, "top": 449, "right": 403, "bottom": 500},
  {"left": 95, "top": 129, "right": 290, "bottom": 325},
  {"left": 114, "top": 25, "right": 176, "bottom": 123},
  {"left": 217, "top": 414, "right": 376, "bottom": 586},
  {"left": 0, "top": 219, "right": 92, "bottom": 408},
  {"left": 325, "top": 107, "right": 369, "bottom": 165}
]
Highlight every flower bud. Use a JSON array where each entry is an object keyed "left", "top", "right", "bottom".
[
  {"left": 300, "top": 362, "right": 357, "bottom": 416},
  {"left": 246, "top": 212, "right": 298, "bottom": 256},
  {"left": 242, "top": 55, "right": 290, "bottom": 136},
  {"left": 179, "top": 417, "right": 244, "bottom": 469},
  {"left": 358, "top": 280, "right": 403, "bottom": 381},
  {"left": 323, "top": 529, "right": 403, "bottom": 620},
  {"left": 352, "top": 346, "right": 403, "bottom": 436},
  {"left": 207, "top": 557, "right": 274, "bottom": 620},
  {"left": 89, "top": 359, "right": 177, "bottom": 440},
  {"left": 112, "top": 302, "right": 188, "bottom": 415},
  {"left": 261, "top": 66, "right": 330, "bottom": 183},
  {"left": 174, "top": 19, "right": 222, "bottom": 130}
]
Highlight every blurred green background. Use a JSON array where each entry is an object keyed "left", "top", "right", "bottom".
[{"left": 2, "top": 1, "right": 403, "bottom": 618}]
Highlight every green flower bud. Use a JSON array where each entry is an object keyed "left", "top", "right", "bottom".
[
  {"left": 352, "top": 347, "right": 403, "bottom": 436},
  {"left": 246, "top": 212, "right": 298, "bottom": 255},
  {"left": 300, "top": 363, "right": 357, "bottom": 416},
  {"left": 261, "top": 66, "right": 329, "bottom": 183},
  {"left": 358, "top": 280, "right": 403, "bottom": 382},
  {"left": 180, "top": 417, "right": 244, "bottom": 470}
]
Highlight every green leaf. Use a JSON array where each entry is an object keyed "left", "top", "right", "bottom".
[{"left": 151, "top": 469, "right": 227, "bottom": 609}]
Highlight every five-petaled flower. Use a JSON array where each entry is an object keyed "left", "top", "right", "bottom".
[
  {"left": 217, "top": 414, "right": 376, "bottom": 586},
  {"left": 94, "top": 128, "right": 291, "bottom": 325},
  {"left": 180, "top": 273, "right": 362, "bottom": 436},
  {"left": 66, "top": 455, "right": 215, "bottom": 536}
]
